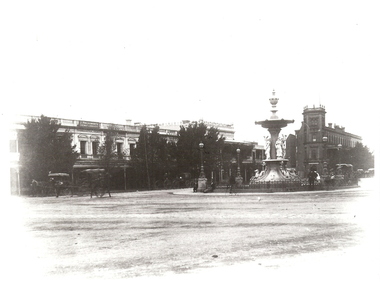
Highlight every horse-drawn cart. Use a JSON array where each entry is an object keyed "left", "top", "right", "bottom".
[
  {"left": 48, "top": 173, "right": 73, "bottom": 197},
  {"left": 80, "top": 169, "right": 111, "bottom": 198},
  {"left": 30, "top": 170, "right": 111, "bottom": 198}
]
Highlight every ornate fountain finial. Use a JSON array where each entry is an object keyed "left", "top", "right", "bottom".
[{"left": 269, "top": 89, "right": 279, "bottom": 119}]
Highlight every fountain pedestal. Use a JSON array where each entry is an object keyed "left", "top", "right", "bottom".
[
  {"left": 255, "top": 159, "right": 289, "bottom": 181},
  {"left": 197, "top": 177, "right": 207, "bottom": 192}
]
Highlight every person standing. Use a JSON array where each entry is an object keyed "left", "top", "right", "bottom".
[
  {"left": 308, "top": 170, "right": 317, "bottom": 187},
  {"left": 210, "top": 178, "right": 216, "bottom": 192},
  {"left": 193, "top": 179, "right": 198, "bottom": 192},
  {"left": 229, "top": 174, "right": 236, "bottom": 194}
]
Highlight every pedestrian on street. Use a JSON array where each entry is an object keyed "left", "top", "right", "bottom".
[
  {"left": 210, "top": 178, "right": 216, "bottom": 192},
  {"left": 193, "top": 179, "right": 198, "bottom": 192},
  {"left": 308, "top": 170, "right": 317, "bottom": 187},
  {"left": 229, "top": 174, "right": 236, "bottom": 194}
]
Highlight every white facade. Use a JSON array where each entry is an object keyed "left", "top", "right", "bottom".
[
  {"left": 9, "top": 115, "right": 238, "bottom": 193},
  {"left": 147, "top": 119, "right": 235, "bottom": 141}
]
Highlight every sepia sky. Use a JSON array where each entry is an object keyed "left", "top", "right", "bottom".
[{"left": 1, "top": 1, "right": 379, "bottom": 150}]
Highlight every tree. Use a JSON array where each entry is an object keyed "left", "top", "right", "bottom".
[
  {"left": 130, "top": 122, "right": 224, "bottom": 188},
  {"left": 176, "top": 122, "right": 224, "bottom": 178},
  {"left": 98, "top": 125, "right": 120, "bottom": 173},
  {"left": 52, "top": 130, "right": 80, "bottom": 173},
  {"left": 176, "top": 122, "right": 206, "bottom": 177},
  {"left": 203, "top": 126, "right": 225, "bottom": 178},
  {"left": 328, "top": 142, "right": 374, "bottom": 171},
  {"left": 221, "top": 142, "right": 253, "bottom": 179},
  {"left": 19, "top": 115, "right": 79, "bottom": 184},
  {"left": 131, "top": 125, "right": 171, "bottom": 188},
  {"left": 345, "top": 143, "right": 374, "bottom": 170}
]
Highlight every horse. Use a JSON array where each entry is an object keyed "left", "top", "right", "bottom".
[
  {"left": 48, "top": 173, "right": 73, "bottom": 198},
  {"left": 30, "top": 179, "right": 48, "bottom": 197},
  {"left": 81, "top": 169, "right": 111, "bottom": 198}
]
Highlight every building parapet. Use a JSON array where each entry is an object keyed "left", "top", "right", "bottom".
[
  {"left": 324, "top": 126, "right": 361, "bottom": 140},
  {"left": 17, "top": 115, "right": 142, "bottom": 133},
  {"left": 150, "top": 119, "right": 235, "bottom": 132},
  {"left": 303, "top": 104, "right": 326, "bottom": 111}
]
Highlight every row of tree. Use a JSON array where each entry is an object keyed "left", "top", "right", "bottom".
[
  {"left": 130, "top": 122, "right": 229, "bottom": 188},
  {"left": 328, "top": 142, "right": 374, "bottom": 171},
  {"left": 18, "top": 115, "right": 374, "bottom": 188},
  {"left": 18, "top": 116, "right": 233, "bottom": 187}
]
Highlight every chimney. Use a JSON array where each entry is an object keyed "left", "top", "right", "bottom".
[
  {"left": 328, "top": 123, "right": 332, "bottom": 128},
  {"left": 126, "top": 119, "right": 132, "bottom": 125}
]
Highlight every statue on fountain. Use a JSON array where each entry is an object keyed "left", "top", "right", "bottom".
[
  {"left": 264, "top": 136, "right": 271, "bottom": 160},
  {"left": 275, "top": 138, "right": 283, "bottom": 159},
  {"left": 281, "top": 134, "right": 287, "bottom": 158}
]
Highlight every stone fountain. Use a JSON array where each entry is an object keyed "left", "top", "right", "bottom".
[{"left": 250, "top": 90, "right": 300, "bottom": 189}]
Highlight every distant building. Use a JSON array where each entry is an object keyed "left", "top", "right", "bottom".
[
  {"left": 286, "top": 134, "right": 297, "bottom": 168},
  {"left": 295, "top": 105, "right": 362, "bottom": 177},
  {"left": 146, "top": 119, "right": 235, "bottom": 141},
  {"left": 9, "top": 116, "right": 264, "bottom": 194},
  {"left": 9, "top": 115, "right": 147, "bottom": 194}
]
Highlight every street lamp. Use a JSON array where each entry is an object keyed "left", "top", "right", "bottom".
[
  {"left": 236, "top": 148, "right": 241, "bottom": 177},
  {"left": 337, "top": 143, "right": 342, "bottom": 165},
  {"left": 336, "top": 143, "right": 343, "bottom": 175},
  {"left": 199, "top": 142, "right": 205, "bottom": 178},
  {"left": 322, "top": 136, "right": 328, "bottom": 175},
  {"left": 252, "top": 145, "right": 256, "bottom": 169}
]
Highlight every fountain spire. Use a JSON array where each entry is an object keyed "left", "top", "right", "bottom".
[{"left": 269, "top": 89, "right": 279, "bottom": 119}]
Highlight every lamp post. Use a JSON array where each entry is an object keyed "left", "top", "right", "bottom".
[
  {"left": 199, "top": 142, "right": 205, "bottom": 178},
  {"left": 236, "top": 148, "right": 241, "bottom": 177},
  {"left": 322, "top": 136, "right": 328, "bottom": 177},
  {"left": 337, "top": 143, "right": 342, "bottom": 175},
  {"left": 337, "top": 143, "right": 342, "bottom": 165},
  {"left": 235, "top": 148, "right": 243, "bottom": 186},
  {"left": 197, "top": 142, "right": 207, "bottom": 192},
  {"left": 252, "top": 145, "right": 256, "bottom": 170}
]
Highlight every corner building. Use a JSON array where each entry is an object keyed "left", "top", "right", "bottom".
[{"left": 295, "top": 105, "right": 362, "bottom": 177}]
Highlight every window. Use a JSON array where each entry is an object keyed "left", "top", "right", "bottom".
[
  {"left": 310, "top": 117, "right": 318, "bottom": 126},
  {"left": 92, "top": 142, "right": 99, "bottom": 156},
  {"left": 130, "top": 144, "right": 135, "bottom": 152},
  {"left": 117, "top": 143, "right": 123, "bottom": 159},
  {"left": 80, "top": 141, "right": 86, "bottom": 155},
  {"left": 311, "top": 149, "right": 317, "bottom": 159}
]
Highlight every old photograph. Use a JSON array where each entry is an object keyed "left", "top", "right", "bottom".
[{"left": 2, "top": 1, "right": 379, "bottom": 281}]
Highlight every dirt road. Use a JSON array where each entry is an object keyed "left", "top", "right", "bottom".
[{"left": 3, "top": 178, "right": 379, "bottom": 281}]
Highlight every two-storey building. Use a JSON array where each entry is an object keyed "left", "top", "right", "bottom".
[
  {"left": 9, "top": 115, "right": 266, "bottom": 194},
  {"left": 295, "top": 105, "right": 362, "bottom": 177}
]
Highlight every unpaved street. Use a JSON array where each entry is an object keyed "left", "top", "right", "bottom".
[{"left": 3, "top": 178, "right": 380, "bottom": 281}]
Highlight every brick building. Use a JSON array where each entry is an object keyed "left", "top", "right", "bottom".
[{"left": 295, "top": 105, "right": 362, "bottom": 177}]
